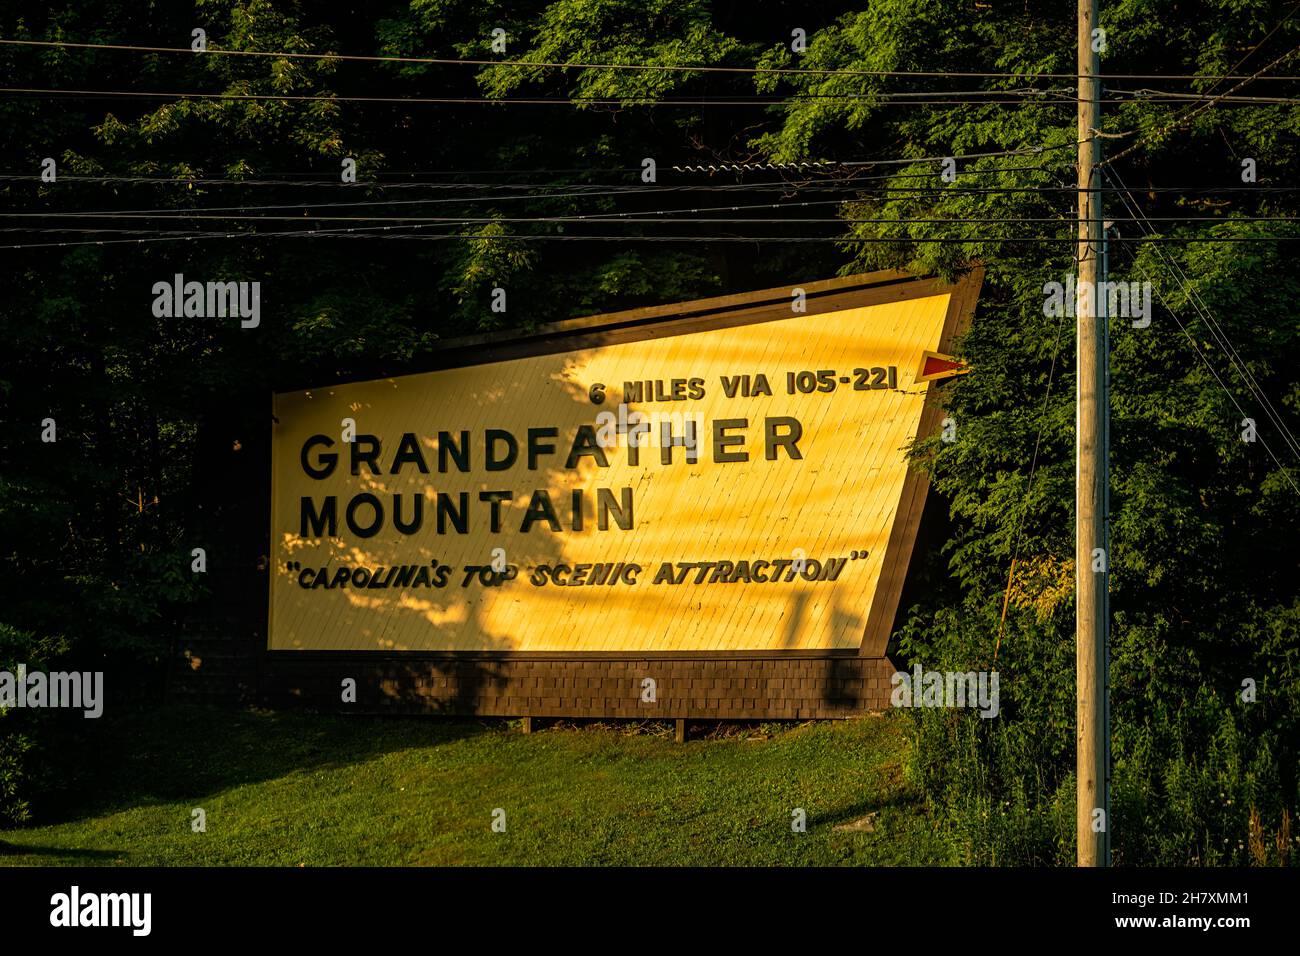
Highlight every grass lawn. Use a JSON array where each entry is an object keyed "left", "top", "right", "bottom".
[{"left": 0, "top": 706, "right": 954, "bottom": 866}]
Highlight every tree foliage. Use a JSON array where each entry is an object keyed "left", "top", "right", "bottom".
[{"left": 1, "top": 0, "right": 1297, "bottom": 862}]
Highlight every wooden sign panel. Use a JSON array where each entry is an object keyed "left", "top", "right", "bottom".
[{"left": 268, "top": 270, "right": 980, "bottom": 658}]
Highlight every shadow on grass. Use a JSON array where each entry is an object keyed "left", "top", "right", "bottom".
[
  {"left": 29, "top": 704, "right": 501, "bottom": 828},
  {"left": 0, "top": 840, "right": 123, "bottom": 861},
  {"left": 807, "top": 788, "right": 924, "bottom": 830}
]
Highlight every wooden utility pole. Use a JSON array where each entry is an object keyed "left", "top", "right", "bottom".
[{"left": 1076, "top": 0, "right": 1109, "bottom": 867}]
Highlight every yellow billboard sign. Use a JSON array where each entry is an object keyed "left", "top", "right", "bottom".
[{"left": 268, "top": 271, "right": 979, "bottom": 654}]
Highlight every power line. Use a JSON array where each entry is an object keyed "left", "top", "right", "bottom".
[
  {"left": 672, "top": 148, "right": 1063, "bottom": 175},
  {"left": 11, "top": 180, "right": 1078, "bottom": 196},
  {"left": 6, "top": 219, "right": 1300, "bottom": 251},
  {"left": 1105, "top": 167, "right": 1300, "bottom": 463},
  {"left": 10, "top": 87, "right": 1289, "bottom": 108},
  {"left": 0, "top": 177, "right": 1075, "bottom": 221},
  {"left": 1108, "top": 88, "right": 1300, "bottom": 105},
  {"left": 0, "top": 223, "right": 1073, "bottom": 250},
  {"left": 14, "top": 212, "right": 1300, "bottom": 227},
  {"left": 0, "top": 214, "right": 1072, "bottom": 224},
  {"left": 0, "top": 185, "right": 871, "bottom": 217},
  {"left": 0, "top": 154, "right": 1063, "bottom": 190},
  {"left": 1125, "top": 250, "right": 1300, "bottom": 497},
  {"left": 18, "top": 174, "right": 1300, "bottom": 199},
  {"left": 6, "top": 38, "right": 1300, "bottom": 83},
  {"left": 9, "top": 84, "right": 1300, "bottom": 108},
  {"left": 1160, "top": 1, "right": 1300, "bottom": 125},
  {"left": 10, "top": 178, "right": 1299, "bottom": 196},
  {"left": 0, "top": 85, "right": 1087, "bottom": 107},
  {"left": 0, "top": 184, "right": 1042, "bottom": 219},
  {"left": 1103, "top": 41, "right": 1300, "bottom": 168}
]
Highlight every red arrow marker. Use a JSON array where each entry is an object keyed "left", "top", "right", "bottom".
[{"left": 915, "top": 350, "right": 971, "bottom": 383}]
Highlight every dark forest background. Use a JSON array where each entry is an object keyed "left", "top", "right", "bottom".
[{"left": 1, "top": 0, "right": 1298, "bottom": 864}]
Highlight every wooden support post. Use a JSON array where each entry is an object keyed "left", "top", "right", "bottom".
[
  {"left": 521, "top": 716, "right": 533, "bottom": 734},
  {"left": 1077, "top": 0, "right": 1109, "bottom": 867},
  {"left": 674, "top": 718, "right": 686, "bottom": 744}
]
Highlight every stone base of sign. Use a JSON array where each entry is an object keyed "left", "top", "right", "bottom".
[
  {"left": 167, "top": 617, "right": 901, "bottom": 720},
  {"left": 255, "top": 653, "right": 898, "bottom": 719}
]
